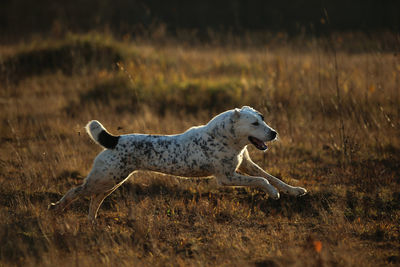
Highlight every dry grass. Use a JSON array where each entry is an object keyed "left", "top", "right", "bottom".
[{"left": 0, "top": 33, "right": 399, "bottom": 266}]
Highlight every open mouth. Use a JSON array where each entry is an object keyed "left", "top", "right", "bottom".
[{"left": 248, "top": 136, "right": 268, "bottom": 150}]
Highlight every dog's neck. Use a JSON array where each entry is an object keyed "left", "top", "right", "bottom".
[{"left": 205, "top": 111, "right": 247, "bottom": 152}]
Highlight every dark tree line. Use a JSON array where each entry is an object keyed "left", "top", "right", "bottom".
[{"left": 1, "top": 0, "right": 399, "bottom": 39}]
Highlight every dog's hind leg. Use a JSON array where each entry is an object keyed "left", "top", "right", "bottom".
[
  {"left": 87, "top": 178, "right": 128, "bottom": 222},
  {"left": 49, "top": 159, "right": 117, "bottom": 214},
  {"left": 48, "top": 183, "right": 91, "bottom": 213},
  {"left": 88, "top": 190, "right": 113, "bottom": 222}
]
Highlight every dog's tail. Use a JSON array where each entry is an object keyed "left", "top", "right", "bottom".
[{"left": 85, "top": 120, "right": 120, "bottom": 149}]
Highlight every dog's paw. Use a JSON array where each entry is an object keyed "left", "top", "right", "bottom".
[
  {"left": 270, "top": 191, "right": 280, "bottom": 200},
  {"left": 292, "top": 187, "right": 307, "bottom": 197},
  {"left": 48, "top": 202, "right": 60, "bottom": 212}
]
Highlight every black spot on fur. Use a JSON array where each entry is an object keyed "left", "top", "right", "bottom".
[{"left": 98, "top": 130, "right": 120, "bottom": 149}]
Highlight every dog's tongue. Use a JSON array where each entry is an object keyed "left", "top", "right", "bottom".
[{"left": 257, "top": 140, "right": 268, "bottom": 150}]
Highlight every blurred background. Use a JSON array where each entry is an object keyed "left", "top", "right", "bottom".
[{"left": 1, "top": 0, "right": 399, "bottom": 41}]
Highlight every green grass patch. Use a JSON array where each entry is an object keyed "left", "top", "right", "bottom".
[
  {"left": 0, "top": 34, "right": 124, "bottom": 83},
  {"left": 78, "top": 74, "right": 249, "bottom": 114}
]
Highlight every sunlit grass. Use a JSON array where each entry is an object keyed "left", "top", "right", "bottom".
[{"left": 0, "top": 33, "right": 399, "bottom": 266}]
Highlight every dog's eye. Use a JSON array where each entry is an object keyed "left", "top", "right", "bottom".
[{"left": 252, "top": 121, "right": 259, "bottom": 126}]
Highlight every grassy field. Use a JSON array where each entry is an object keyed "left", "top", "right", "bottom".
[{"left": 0, "top": 33, "right": 399, "bottom": 266}]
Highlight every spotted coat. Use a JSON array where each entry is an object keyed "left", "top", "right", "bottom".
[{"left": 49, "top": 106, "right": 307, "bottom": 221}]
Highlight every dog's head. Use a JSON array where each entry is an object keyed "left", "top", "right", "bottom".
[{"left": 230, "top": 106, "right": 277, "bottom": 150}]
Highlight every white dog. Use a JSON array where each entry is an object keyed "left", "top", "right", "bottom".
[{"left": 49, "top": 106, "right": 307, "bottom": 221}]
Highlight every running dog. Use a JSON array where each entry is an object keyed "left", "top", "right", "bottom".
[{"left": 49, "top": 106, "right": 307, "bottom": 221}]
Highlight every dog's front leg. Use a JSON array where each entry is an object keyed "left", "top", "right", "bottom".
[
  {"left": 216, "top": 172, "right": 280, "bottom": 199},
  {"left": 239, "top": 149, "right": 307, "bottom": 197}
]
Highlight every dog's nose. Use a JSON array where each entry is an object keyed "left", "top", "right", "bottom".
[{"left": 270, "top": 130, "right": 277, "bottom": 140}]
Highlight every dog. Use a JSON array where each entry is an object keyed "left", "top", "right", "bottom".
[{"left": 49, "top": 106, "right": 307, "bottom": 221}]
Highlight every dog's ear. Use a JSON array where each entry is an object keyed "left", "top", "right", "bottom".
[{"left": 231, "top": 108, "right": 241, "bottom": 122}]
